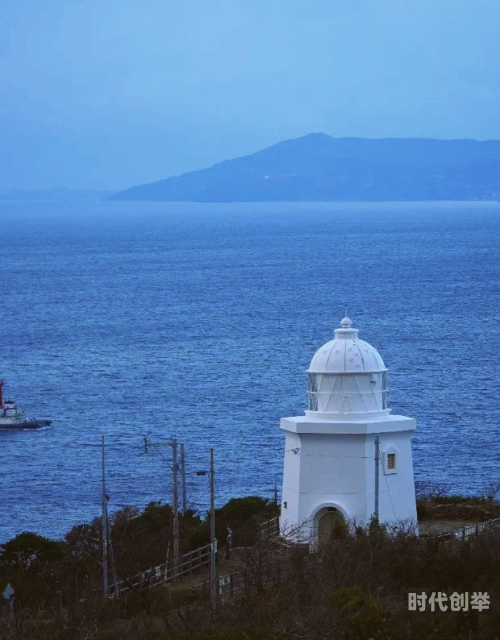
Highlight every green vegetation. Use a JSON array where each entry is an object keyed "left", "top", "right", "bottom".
[
  {"left": 1, "top": 490, "right": 499, "bottom": 639},
  {"left": 0, "top": 496, "right": 278, "bottom": 609},
  {"left": 214, "top": 496, "right": 279, "bottom": 546},
  {"left": 416, "top": 481, "right": 500, "bottom": 522}
]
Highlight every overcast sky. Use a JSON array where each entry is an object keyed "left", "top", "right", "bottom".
[{"left": 2, "top": 0, "right": 500, "bottom": 190}]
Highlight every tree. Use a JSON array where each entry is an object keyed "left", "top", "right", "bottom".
[
  {"left": 214, "top": 496, "right": 279, "bottom": 546},
  {"left": 65, "top": 518, "right": 101, "bottom": 564},
  {"left": 0, "top": 532, "right": 64, "bottom": 571}
]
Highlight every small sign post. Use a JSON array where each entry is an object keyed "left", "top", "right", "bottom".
[{"left": 2, "top": 583, "right": 15, "bottom": 615}]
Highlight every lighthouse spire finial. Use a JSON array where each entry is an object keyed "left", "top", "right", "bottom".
[{"left": 339, "top": 303, "right": 352, "bottom": 330}]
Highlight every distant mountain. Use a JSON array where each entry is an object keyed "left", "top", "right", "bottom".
[
  {"left": 108, "top": 133, "right": 500, "bottom": 202},
  {"left": 0, "top": 188, "right": 113, "bottom": 202}
]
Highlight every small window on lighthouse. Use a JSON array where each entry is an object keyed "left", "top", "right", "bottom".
[{"left": 387, "top": 453, "right": 396, "bottom": 470}]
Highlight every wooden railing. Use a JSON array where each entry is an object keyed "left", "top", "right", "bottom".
[
  {"left": 437, "top": 517, "right": 500, "bottom": 542},
  {"left": 206, "top": 554, "right": 310, "bottom": 598},
  {"left": 112, "top": 542, "right": 214, "bottom": 595},
  {"left": 258, "top": 516, "right": 280, "bottom": 540},
  {"left": 203, "top": 558, "right": 288, "bottom": 598}
]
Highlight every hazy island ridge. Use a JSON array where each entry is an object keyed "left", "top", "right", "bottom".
[
  {"left": 108, "top": 133, "right": 500, "bottom": 203},
  {"left": 0, "top": 188, "right": 114, "bottom": 202}
]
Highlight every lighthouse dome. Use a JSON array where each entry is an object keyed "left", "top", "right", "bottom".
[
  {"left": 306, "top": 318, "right": 389, "bottom": 419},
  {"left": 308, "top": 317, "right": 387, "bottom": 375}
]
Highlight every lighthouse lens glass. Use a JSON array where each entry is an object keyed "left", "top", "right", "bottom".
[{"left": 307, "top": 374, "right": 319, "bottom": 410}]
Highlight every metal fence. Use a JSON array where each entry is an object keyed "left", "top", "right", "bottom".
[
  {"left": 109, "top": 517, "right": 280, "bottom": 597},
  {"left": 214, "top": 552, "right": 311, "bottom": 598},
  {"left": 437, "top": 517, "right": 500, "bottom": 542},
  {"left": 215, "top": 558, "right": 287, "bottom": 597},
  {"left": 453, "top": 517, "right": 500, "bottom": 539},
  {"left": 112, "top": 542, "right": 214, "bottom": 595},
  {"left": 259, "top": 516, "right": 280, "bottom": 540}
]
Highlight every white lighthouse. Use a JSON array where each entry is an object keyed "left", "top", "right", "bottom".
[{"left": 280, "top": 317, "right": 418, "bottom": 544}]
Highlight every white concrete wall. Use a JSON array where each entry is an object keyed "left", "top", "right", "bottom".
[
  {"left": 280, "top": 415, "right": 418, "bottom": 542},
  {"left": 375, "top": 430, "right": 418, "bottom": 525},
  {"left": 280, "top": 431, "right": 302, "bottom": 535}
]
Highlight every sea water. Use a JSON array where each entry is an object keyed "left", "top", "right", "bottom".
[{"left": 0, "top": 200, "right": 499, "bottom": 541}]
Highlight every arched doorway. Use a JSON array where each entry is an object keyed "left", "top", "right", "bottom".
[{"left": 318, "top": 509, "right": 346, "bottom": 543}]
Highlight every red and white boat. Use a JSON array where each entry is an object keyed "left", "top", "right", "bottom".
[{"left": 0, "top": 380, "right": 52, "bottom": 430}]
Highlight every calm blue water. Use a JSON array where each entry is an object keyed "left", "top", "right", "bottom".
[{"left": 0, "top": 200, "right": 499, "bottom": 542}]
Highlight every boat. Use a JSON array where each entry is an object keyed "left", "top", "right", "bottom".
[{"left": 0, "top": 380, "right": 52, "bottom": 430}]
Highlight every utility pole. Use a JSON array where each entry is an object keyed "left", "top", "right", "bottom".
[
  {"left": 181, "top": 443, "right": 187, "bottom": 513},
  {"left": 143, "top": 436, "right": 182, "bottom": 575},
  {"left": 172, "top": 438, "right": 179, "bottom": 575},
  {"left": 107, "top": 516, "right": 119, "bottom": 597},
  {"left": 195, "top": 449, "right": 217, "bottom": 612},
  {"left": 210, "top": 447, "right": 217, "bottom": 613},
  {"left": 101, "top": 435, "right": 109, "bottom": 598},
  {"left": 374, "top": 434, "right": 380, "bottom": 522}
]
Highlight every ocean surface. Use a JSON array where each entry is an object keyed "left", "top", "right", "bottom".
[{"left": 0, "top": 200, "right": 499, "bottom": 542}]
